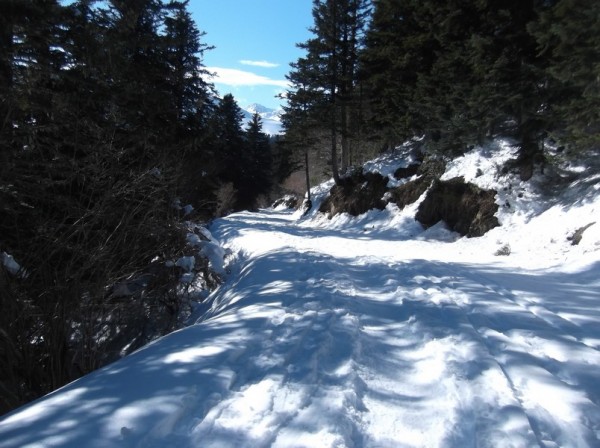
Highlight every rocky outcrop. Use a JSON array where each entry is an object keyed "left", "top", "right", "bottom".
[
  {"left": 388, "top": 177, "right": 431, "bottom": 209},
  {"left": 272, "top": 195, "right": 299, "bottom": 210},
  {"left": 319, "top": 171, "right": 388, "bottom": 217},
  {"left": 416, "top": 177, "right": 499, "bottom": 237},
  {"left": 389, "top": 157, "right": 446, "bottom": 210},
  {"left": 318, "top": 157, "right": 499, "bottom": 239},
  {"left": 393, "top": 164, "right": 420, "bottom": 179}
]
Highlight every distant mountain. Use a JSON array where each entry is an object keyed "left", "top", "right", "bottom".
[
  {"left": 242, "top": 103, "right": 283, "bottom": 136},
  {"left": 246, "top": 103, "right": 273, "bottom": 115}
]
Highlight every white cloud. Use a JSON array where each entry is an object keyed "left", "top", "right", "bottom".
[
  {"left": 240, "top": 60, "right": 280, "bottom": 68},
  {"left": 207, "top": 67, "right": 289, "bottom": 88}
]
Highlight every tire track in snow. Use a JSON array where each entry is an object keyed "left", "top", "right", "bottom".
[
  {"left": 198, "top": 211, "right": 600, "bottom": 447},
  {"left": 413, "top": 265, "right": 550, "bottom": 447},
  {"left": 267, "top": 261, "right": 369, "bottom": 447},
  {"left": 442, "top": 265, "right": 600, "bottom": 448},
  {"left": 392, "top": 267, "right": 539, "bottom": 447},
  {"left": 460, "top": 267, "right": 598, "bottom": 349},
  {"left": 185, "top": 251, "right": 370, "bottom": 447}
]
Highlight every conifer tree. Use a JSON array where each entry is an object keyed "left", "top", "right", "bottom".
[
  {"left": 531, "top": 0, "right": 600, "bottom": 150},
  {"left": 213, "top": 93, "right": 246, "bottom": 203},
  {"left": 287, "top": 0, "right": 369, "bottom": 184},
  {"left": 244, "top": 112, "right": 272, "bottom": 203},
  {"left": 0, "top": 0, "right": 219, "bottom": 412},
  {"left": 161, "top": 0, "right": 217, "bottom": 210},
  {"left": 101, "top": 0, "right": 177, "bottom": 163},
  {"left": 163, "top": 0, "right": 214, "bottom": 134},
  {"left": 361, "top": 0, "right": 435, "bottom": 148},
  {"left": 0, "top": 0, "right": 27, "bottom": 157},
  {"left": 362, "top": 0, "right": 555, "bottom": 166},
  {"left": 283, "top": 55, "right": 326, "bottom": 199},
  {"left": 465, "top": 0, "right": 552, "bottom": 164}
]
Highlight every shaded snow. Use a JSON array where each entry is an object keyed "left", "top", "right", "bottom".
[
  {"left": 1, "top": 144, "right": 599, "bottom": 447},
  {"left": 186, "top": 227, "right": 229, "bottom": 277},
  {"left": 1, "top": 252, "right": 21, "bottom": 275}
]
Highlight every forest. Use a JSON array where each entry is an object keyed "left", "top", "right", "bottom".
[{"left": 0, "top": 0, "right": 598, "bottom": 415}]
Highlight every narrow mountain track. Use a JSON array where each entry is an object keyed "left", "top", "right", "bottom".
[
  {"left": 1, "top": 207, "right": 598, "bottom": 448},
  {"left": 195, "top": 210, "right": 600, "bottom": 447}
]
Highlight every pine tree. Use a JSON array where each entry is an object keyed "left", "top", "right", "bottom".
[
  {"left": 271, "top": 134, "right": 302, "bottom": 189},
  {"left": 531, "top": 0, "right": 600, "bottom": 150},
  {"left": 472, "top": 1, "right": 550, "bottom": 159},
  {"left": 161, "top": 0, "right": 218, "bottom": 212},
  {"left": 287, "top": 0, "right": 369, "bottom": 184},
  {"left": 360, "top": 0, "right": 435, "bottom": 148},
  {"left": 0, "top": 0, "right": 219, "bottom": 412},
  {"left": 163, "top": 0, "right": 214, "bottom": 134},
  {"left": 100, "top": 0, "right": 173, "bottom": 162},
  {"left": 244, "top": 112, "right": 272, "bottom": 203},
  {"left": 282, "top": 54, "right": 326, "bottom": 199},
  {"left": 0, "top": 1, "right": 25, "bottom": 148},
  {"left": 212, "top": 93, "right": 246, "bottom": 203},
  {"left": 0, "top": 0, "right": 74, "bottom": 406},
  {"left": 362, "top": 0, "right": 555, "bottom": 166}
]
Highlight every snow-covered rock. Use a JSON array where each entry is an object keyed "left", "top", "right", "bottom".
[{"left": 1, "top": 251, "right": 21, "bottom": 275}]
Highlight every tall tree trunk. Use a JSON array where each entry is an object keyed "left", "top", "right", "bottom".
[
  {"left": 341, "top": 102, "right": 349, "bottom": 173},
  {"left": 304, "top": 149, "right": 311, "bottom": 203},
  {"left": 330, "top": 0, "right": 341, "bottom": 185},
  {"left": 331, "top": 113, "right": 340, "bottom": 184}
]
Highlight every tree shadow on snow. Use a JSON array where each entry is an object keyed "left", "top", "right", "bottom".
[{"left": 0, "top": 247, "right": 598, "bottom": 448}]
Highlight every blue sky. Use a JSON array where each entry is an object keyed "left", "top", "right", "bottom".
[{"left": 189, "top": 1, "right": 314, "bottom": 110}]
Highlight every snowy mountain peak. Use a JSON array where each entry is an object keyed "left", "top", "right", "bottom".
[
  {"left": 243, "top": 103, "right": 283, "bottom": 135},
  {"left": 245, "top": 103, "right": 282, "bottom": 120},
  {"left": 246, "top": 103, "right": 272, "bottom": 115}
]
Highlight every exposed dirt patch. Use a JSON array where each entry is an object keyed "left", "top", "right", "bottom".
[
  {"left": 319, "top": 171, "right": 388, "bottom": 217},
  {"left": 416, "top": 177, "right": 499, "bottom": 237}
]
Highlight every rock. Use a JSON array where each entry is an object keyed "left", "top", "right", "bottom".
[
  {"left": 272, "top": 195, "right": 299, "bottom": 210},
  {"left": 319, "top": 171, "right": 388, "bottom": 217},
  {"left": 416, "top": 177, "right": 500, "bottom": 237},
  {"left": 393, "top": 164, "right": 420, "bottom": 179},
  {"left": 388, "top": 156, "right": 446, "bottom": 210},
  {"left": 388, "top": 176, "right": 431, "bottom": 209},
  {"left": 567, "top": 222, "right": 596, "bottom": 246}
]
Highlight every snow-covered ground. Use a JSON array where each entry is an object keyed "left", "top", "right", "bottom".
[{"left": 1, "top": 144, "right": 599, "bottom": 447}]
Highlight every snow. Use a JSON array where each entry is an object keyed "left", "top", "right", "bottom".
[
  {"left": 1, "top": 143, "right": 599, "bottom": 447},
  {"left": 186, "top": 227, "right": 229, "bottom": 277},
  {"left": 243, "top": 103, "right": 283, "bottom": 135},
  {"left": 175, "top": 256, "right": 195, "bottom": 273},
  {"left": 1, "top": 251, "right": 21, "bottom": 275}
]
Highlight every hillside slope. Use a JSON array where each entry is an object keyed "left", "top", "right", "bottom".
[{"left": 1, "top": 143, "right": 599, "bottom": 448}]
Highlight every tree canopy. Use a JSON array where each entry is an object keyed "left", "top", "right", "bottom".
[
  {"left": 284, "top": 0, "right": 599, "bottom": 181},
  {"left": 0, "top": 0, "right": 275, "bottom": 414}
]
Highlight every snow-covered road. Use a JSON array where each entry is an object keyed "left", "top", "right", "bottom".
[
  {"left": 1, "top": 207, "right": 599, "bottom": 447},
  {"left": 196, "top": 209, "right": 600, "bottom": 448}
]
